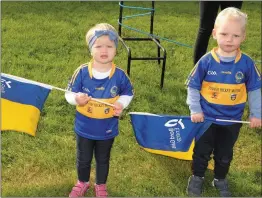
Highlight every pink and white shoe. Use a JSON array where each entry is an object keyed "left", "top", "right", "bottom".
[
  {"left": 69, "top": 180, "right": 90, "bottom": 198},
  {"left": 94, "top": 184, "right": 108, "bottom": 197}
]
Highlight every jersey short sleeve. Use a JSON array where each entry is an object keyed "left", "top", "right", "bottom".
[
  {"left": 245, "top": 60, "right": 261, "bottom": 92},
  {"left": 67, "top": 66, "right": 85, "bottom": 93},
  {"left": 119, "top": 71, "right": 134, "bottom": 96},
  {"left": 186, "top": 57, "right": 209, "bottom": 90}
]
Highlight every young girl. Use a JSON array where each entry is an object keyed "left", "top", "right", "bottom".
[{"left": 65, "top": 23, "right": 134, "bottom": 197}]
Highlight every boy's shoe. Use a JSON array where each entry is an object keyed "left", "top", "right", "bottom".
[
  {"left": 95, "top": 184, "right": 108, "bottom": 197},
  {"left": 186, "top": 175, "right": 204, "bottom": 197},
  {"left": 212, "top": 178, "right": 231, "bottom": 197},
  {"left": 69, "top": 180, "right": 90, "bottom": 198}
]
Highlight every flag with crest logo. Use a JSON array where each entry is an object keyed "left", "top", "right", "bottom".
[{"left": 129, "top": 112, "right": 212, "bottom": 160}]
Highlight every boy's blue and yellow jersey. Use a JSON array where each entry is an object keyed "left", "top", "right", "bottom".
[
  {"left": 186, "top": 48, "right": 261, "bottom": 123},
  {"left": 67, "top": 62, "right": 134, "bottom": 140}
]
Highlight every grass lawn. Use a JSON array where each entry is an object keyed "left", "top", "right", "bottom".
[{"left": 1, "top": 1, "right": 261, "bottom": 197}]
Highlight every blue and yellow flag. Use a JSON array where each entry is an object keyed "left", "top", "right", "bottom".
[
  {"left": 129, "top": 112, "right": 212, "bottom": 160},
  {"left": 1, "top": 73, "right": 52, "bottom": 136}
]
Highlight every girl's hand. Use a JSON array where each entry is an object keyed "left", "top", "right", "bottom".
[
  {"left": 75, "top": 92, "right": 92, "bottom": 106},
  {"left": 249, "top": 117, "right": 262, "bottom": 128},
  {"left": 191, "top": 112, "right": 204, "bottom": 123},
  {"left": 113, "top": 102, "right": 123, "bottom": 116}
]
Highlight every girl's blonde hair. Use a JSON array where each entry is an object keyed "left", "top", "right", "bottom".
[
  {"left": 85, "top": 23, "right": 119, "bottom": 47},
  {"left": 214, "top": 7, "right": 248, "bottom": 31}
]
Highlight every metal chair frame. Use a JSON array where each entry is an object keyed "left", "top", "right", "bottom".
[{"left": 118, "top": 1, "right": 167, "bottom": 89}]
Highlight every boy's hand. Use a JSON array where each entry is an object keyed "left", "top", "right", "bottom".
[
  {"left": 113, "top": 102, "right": 123, "bottom": 116},
  {"left": 75, "top": 92, "right": 92, "bottom": 106},
  {"left": 249, "top": 117, "right": 262, "bottom": 128},
  {"left": 191, "top": 112, "right": 204, "bottom": 123}
]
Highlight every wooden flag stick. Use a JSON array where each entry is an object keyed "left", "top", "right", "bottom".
[
  {"left": 52, "top": 86, "right": 115, "bottom": 107},
  {"left": 216, "top": 119, "right": 250, "bottom": 124}
]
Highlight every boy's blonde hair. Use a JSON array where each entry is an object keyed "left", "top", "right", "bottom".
[
  {"left": 214, "top": 7, "right": 248, "bottom": 31},
  {"left": 86, "top": 23, "right": 119, "bottom": 49}
]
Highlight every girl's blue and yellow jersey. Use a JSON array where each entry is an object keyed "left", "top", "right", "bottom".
[
  {"left": 186, "top": 48, "right": 261, "bottom": 123},
  {"left": 67, "top": 62, "right": 134, "bottom": 140}
]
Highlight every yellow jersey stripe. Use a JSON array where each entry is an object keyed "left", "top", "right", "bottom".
[
  {"left": 76, "top": 96, "right": 119, "bottom": 119},
  {"left": 185, "top": 64, "right": 198, "bottom": 86},
  {"left": 254, "top": 64, "right": 261, "bottom": 76},
  {"left": 200, "top": 81, "right": 247, "bottom": 105},
  {"left": 69, "top": 64, "right": 88, "bottom": 89}
]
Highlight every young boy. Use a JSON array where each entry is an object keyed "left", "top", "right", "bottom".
[
  {"left": 65, "top": 23, "right": 134, "bottom": 197},
  {"left": 185, "top": 7, "right": 261, "bottom": 197}
]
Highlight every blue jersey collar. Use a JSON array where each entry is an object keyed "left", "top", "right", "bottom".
[
  {"left": 88, "top": 60, "right": 116, "bottom": 79},
  {"left": 211, "top": 47, "right": 242, "bottom": 63}
]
